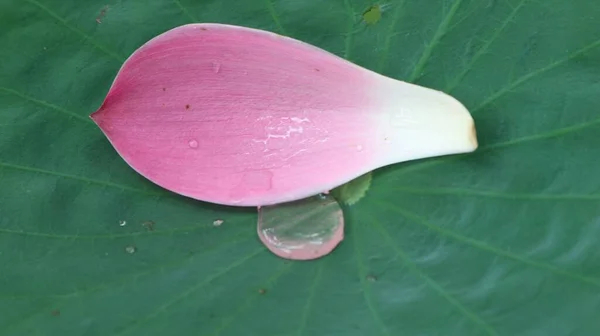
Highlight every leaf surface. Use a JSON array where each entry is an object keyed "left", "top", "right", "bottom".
[{"left": 1, "top": 0, "right": 600, "bottom": 335}]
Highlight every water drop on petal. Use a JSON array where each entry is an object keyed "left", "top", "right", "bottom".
[
  {"left": 257, "top": 193, "right": 344, "bottom": 260},
  {"left": 188, "top": 139, "right": 199, "bottom": 148}
]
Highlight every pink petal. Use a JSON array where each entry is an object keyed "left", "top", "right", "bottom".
[{"left": 91, "top": 23, "right": 477, "bottom": 206}]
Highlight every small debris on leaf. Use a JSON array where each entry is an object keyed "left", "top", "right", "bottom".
[
  {"left": 258, "top": 288, "right": 266, "bottom": 294},
  {"left": 366, "top": 274, "right": 377, "bottom": 282},
  {"left": 213, "top": 219, "right": 224, "bottom": 226},
  {"left": 125, "top": 245, "right": 137, "bottom": 254},
  {"left": 142, "top": 220, "right": 155, "bottom": 231},
  {"left": 96, "top": 5, "right": 109, "bottom": 24},
  {"left": 51, "top": 309, "right": 60, "bottom": 316},
  {"left": 118, "top": 220, "right": 127, "bottom": 227}
]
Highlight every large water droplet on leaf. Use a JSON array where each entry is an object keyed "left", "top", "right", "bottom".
[{"left": 257, "top": 193, "right": 344, "bottom": 260}]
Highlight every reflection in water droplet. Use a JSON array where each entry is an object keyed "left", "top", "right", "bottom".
[
  {"left": 118, "top": 220, "right": 127, "bottom": 226},
  {"left": 257, "top": 194, "right": 344, "bottom": 260},
  {"left": 125, "top": 245, "right": 136, "bottom": 254},
  {"left": 188, "top": 139, "right": 199, "bottom": 148},
  {"left": 212, "top": 62, "right": 221, "bottom": 73}
]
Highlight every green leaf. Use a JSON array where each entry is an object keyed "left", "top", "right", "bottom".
[{"left": 2, "top": 0, "right": 600, "bottom": 335}]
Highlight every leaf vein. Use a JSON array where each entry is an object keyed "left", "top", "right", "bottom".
[
  {"left": 343, "top": 0, "right": 356, "bottom": 60},
  {"left": 445, "top": 0, "right": 528, "bottom": 92},
  {"left": 0, "top": 161, "right": 166, "bottom": 197},
  {"left": 212, "top": 262, "right": 293, "bottom": 336},
  {"left": 172, "top": 0, "right": 197, "bottom": 22},
  {"left": 377, "top": 203, "right": 600, "bottom": 287},
  {"left": 0, "top": 87, "right": 94, "bottom": 125},
  {"left": 297, "top": 263, "right": 325, "bottom": 336},
  {"left": 353, "top": 223, "right": 390, "bottom": 335},
  {"left": 25, "top": 0, "right": 125, "bottom": 61},
  {"left": 392, "top": 186, "right": 600, "bottom": 201},
  {"left": 115, "top": 247, "right": 266, "bottom": 336},
  {"left": 0, "top": 233, "right": 256, "bottom": 334},
  {"left": 265, "top": 0, "right": 286, "bottom": 34},
  {"left": 472, "top": 38, "right": 600, "bottom": 113},
  {"left": 377, "top": 0, "right": 406, "bottom": 73},
  {"left": 407, "top": 0, "right": 463, "bottom": 82},
  {"left": 371, "top": 215, "right": 497, "bottom": 335}
]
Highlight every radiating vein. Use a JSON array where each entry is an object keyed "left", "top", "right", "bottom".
[
  {"left": 407, "top": 0, "right": 463, "bottom": 82},
  {"left": 394, "top": 115, "right": 600, "bottom": 177},
  {"left": 0, "top": 233, "right": 255, "bottom": 334},
  {"left": 297, "top": 263, "right": 325, "bottom": 336},
  {"left": 353, "top": 223, "right": 390, "bottom": 335},
  {"left": 24, "top": 0, "right": 124, "bottom": 61},
  {"left": 472, "top": 38, "right": 600, "bottom": 113},
  {"left": 343, "top": 0, "right": 356, "bottom": 60},
  {"left": 377, "top": 0, "right": 406, "bottom": 73},
  {"left": 172, "top": 0, "right": 197, "bottom": 22},
  {"left": 212, "top": 262, "right": 293, "bottom": 336},
  {"left": 377, "top": 202, "right": 600, "bottom": 287},
  {"left": 0, "top": 87, "right": 94, "bottom": 124},
  {"left": 0, "top": 161, "right": 165, "bottom": 197},
  {"left": 392, "top": 186, "right": 600, "bottom": 201},
  {"left": 59, "top": 233, "right": 254, "bottom": 300},
  {"left": 116, "top": 247, "right": 266, "bottom": 336},
  {"left": 370, "top": 214, "right": 497, "bottom": 335},
  {"left": 265, "top": 0, "right": 286, "bottom": 34},
  {"left": 481, "top": 116, "right": 600, "bottom": 150},
  {"left": 0, "top": 220, "right": 236, "bottom": 240},
  {"left": 445, "top": 0, "right": 527, "bottom": 92}
]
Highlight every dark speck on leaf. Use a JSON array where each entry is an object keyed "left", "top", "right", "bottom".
[
  {"left": 142, "top": 220, "right": 154, "bottom": 231},
  {"left": 96, "top": 5, "right": 109, "bottom": 24},
  {"left": 51, "top": 309, "right": 60, "bottom": 316}
]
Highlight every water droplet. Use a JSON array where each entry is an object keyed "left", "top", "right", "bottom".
[
  {"left": 356, "top": 145, "right": 363, "bottom": 151},
  {"left": 125, "top": 245, "right": 136, "bottom": 254},
  {"left": 213, "top": 219, "right": 224, "bottom": 227},
  {"left": 118, "top": 220, "right": 127, "bottom": 226},
  {"left": 188, "top": 139, "right": 199, "bottom": 148},
  {"left": 366, "top": 275, "right": 377, "bottom": 282},
  {"left": 257, "top": 194, "right": 344, "bottom": 260},
  {"left": 212, "top": 62, "right": 221, "bottom": 73}
]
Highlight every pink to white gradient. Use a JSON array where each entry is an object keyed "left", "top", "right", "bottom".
[
  {"left": 91, "top": 23, "right": 477, "bottom": 206},
  {"left": 91, "top": 23, "right": 387, "bottom": 206}
]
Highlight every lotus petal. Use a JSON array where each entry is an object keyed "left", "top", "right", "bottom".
[{"left": 91, "top": 23, "right": 477, "bottom": 206}]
